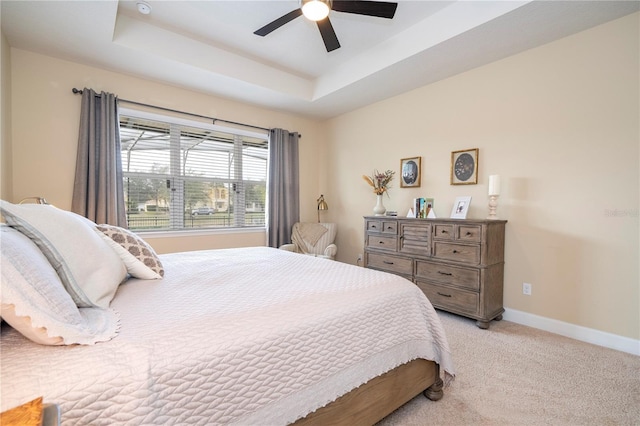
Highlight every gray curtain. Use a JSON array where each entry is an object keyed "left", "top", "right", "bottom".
[
  {"left": 71, "top": 88, "right": 126, "bottom": 226},
  {"left": 267, "top": 128, "right": 300, "bottom": 248}
]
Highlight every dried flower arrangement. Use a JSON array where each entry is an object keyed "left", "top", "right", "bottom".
[{"left": 362, "top": 169, "right": 395, "bottom": 196}]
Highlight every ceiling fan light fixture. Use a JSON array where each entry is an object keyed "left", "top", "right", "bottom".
[{"left": 301, "top": 0, "right": 331, "bottom": 21}]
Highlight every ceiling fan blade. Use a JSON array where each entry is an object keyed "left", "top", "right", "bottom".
[
  {"left": 254, "top": 9, "right": 303, "bottom": 36},
  {"left": 317, "top": 18, "right": 340, "bottom": 52},
  {"left": 332, "top": 1, "right": 398, "bottom": 19}
]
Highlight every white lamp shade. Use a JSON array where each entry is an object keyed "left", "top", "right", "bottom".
[{"left": 488, "top": 175, "right": 501, "bottom": 196}]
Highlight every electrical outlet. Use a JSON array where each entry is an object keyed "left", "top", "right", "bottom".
[
  {"left": 523, "top": 282, "right": 532, "bottom": 295},
  {"left": 357, "top": 253, "right": 363, "bottom": 263}
]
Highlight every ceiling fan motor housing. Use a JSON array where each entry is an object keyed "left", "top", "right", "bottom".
[{"left": 255, "top": 0, "right": 398, "bottom": 52}]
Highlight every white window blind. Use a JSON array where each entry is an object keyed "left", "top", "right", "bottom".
[{"left": 119, "top": 109, "right": 268, "bottom": 232}]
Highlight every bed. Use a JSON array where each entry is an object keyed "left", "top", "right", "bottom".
[{"left": 0, "top": 201, "right": 454, "bottom": 425}]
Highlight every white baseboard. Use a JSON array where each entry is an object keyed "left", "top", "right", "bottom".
[{"left": 503, "top": 308, "right": 640, "bottom": 356}]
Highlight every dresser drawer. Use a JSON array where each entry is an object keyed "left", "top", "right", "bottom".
[
  {"left": 367, "top": 220, "right": 397, "bottom": 234},
  {"left": 416, "top": 281, "right": 479, "bottom": 316},
  {"left": 433, "top": 224, "right": 454, "bottom": 240},
  {"left": 367, "top": 220, "right": 383, "bottom": 232},
  {"left": 366, "top": 252, "right": 413, "bottom": 276},
  {"left": 381, "top": 221, "right": 398, "bottom": 234},
  {"left": 366, "top": 235, "right": 397, "bottom": 251},
  {"left": 432, "top": 242, "right": 480, "bottom": 264},
  {"left": 457, "top": 225, "right": 481, "bottom": 242},
  {"left": 415, "top": 260, "right": 480, "bottom": 291}
]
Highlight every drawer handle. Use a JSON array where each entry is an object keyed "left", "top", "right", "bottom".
[
  {"left": 386, "top": 226, "right": 394, "bottom": 230},
  {"left": 466, "top": 232, "right": 472, "bottom": 236},
  {"left": 452, "top": 250, "right": 459, "bottom": 254},
  {"left": 441, "top": 230, "right": 447, "bottom": 234},
  {"left": 438, "top": 271, "right": 453, "bottom": 276},
  {"left": 437, "top": 292, "right": 452, "bottom": 298},
  {"left": 378, "top": 241, "right": 385, "bottom": 245},
  {"left": 383, "top": 261, "right": 394, "bottom": 265},
  {"left": 371, "top": 225, "right": 377, "bottom": 229}
]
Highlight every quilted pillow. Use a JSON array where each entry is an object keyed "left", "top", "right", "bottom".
[
  {"left": 95, "top": 224, "right": 164, "bottom": 279},
  {"left": 0, "top": 225, "right": 119, "bottom": 345},
  {"left": 0, "top": 201, "right": 127, "bottom": 308}
]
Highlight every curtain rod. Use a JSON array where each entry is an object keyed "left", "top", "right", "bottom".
[{"left": 71, "top": 88, "right": 291, "bottom": 135}]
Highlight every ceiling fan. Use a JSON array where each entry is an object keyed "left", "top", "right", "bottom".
[{"left": 254, "top": 0, "right": 398, "bottom": 52}]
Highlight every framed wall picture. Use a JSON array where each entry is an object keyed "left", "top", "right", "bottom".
[
  {"left": 400, "top": 157, "right": 421, "bottom": 188},
  {"left": 450, "top": 196, "right": 472, "bottom": 219},
  {"left": 451, "top": 148, "right": 478, "bottom": 185}
]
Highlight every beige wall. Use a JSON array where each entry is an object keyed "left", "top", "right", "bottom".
[
  {"left": 324, "top": 13, "right": 639, "bottom": 340},
  {"left": 8, "top": 50, "right": 325, "bottom": 252},
  {"left": 1, "top": 30, "right": 12, "bottom": 201}
]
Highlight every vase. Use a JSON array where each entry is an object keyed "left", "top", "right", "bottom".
[{"left": 373, "top": 194, "right": 386, "bottom": 216}]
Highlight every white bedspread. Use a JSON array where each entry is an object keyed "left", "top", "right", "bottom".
[{"left": 1, "top": 247, "right": 454, "bottom": 425}]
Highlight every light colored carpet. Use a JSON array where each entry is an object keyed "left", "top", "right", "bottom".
[{"left": 377, "top": 311, "right": 640, "bottom": 426}]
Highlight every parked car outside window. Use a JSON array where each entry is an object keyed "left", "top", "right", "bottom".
[{"left": 191, "top": 207, "right": 215, "bottom": 215}]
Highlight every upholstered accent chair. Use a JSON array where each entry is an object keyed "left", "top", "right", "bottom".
[{"left": 279, "top": 222, "right": 337, "bottom": 260}]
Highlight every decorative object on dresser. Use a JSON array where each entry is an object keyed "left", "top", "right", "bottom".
[
  {"left": 413, "top": 197, "right": 435, "bottom": 218},
  {"left": 364, "top": 216, "right": 507, "bottom": 329},
  {"left": 413, "top": 198, "right": 424, "bottom": 218},
  {"left": 373, "top": 194, "right": 386, "bottom": 216},
  {"left": 425, "top": 198, "right": 434, "bottom": 214},
  {"left": 362, "top": 169, "right": 395, "bottom": 216},
  {"left": 400, "top": 157, "right": 421, "bottom": 187},
  {"left": 451, "top": 148, "right": 478, "bottom": 185},
  {"left": 487, "top": 175, "right": 501, "bottom": 219},
  {"left": 450, "top": 196, "right": 472, "bottom": 219},
  {"left": 316, "top": 194, "right": 328, "bottom": 222}
]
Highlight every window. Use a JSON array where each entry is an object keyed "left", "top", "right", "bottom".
[{"left": 119, "top": 109, "right": 268, "bottom": 232}]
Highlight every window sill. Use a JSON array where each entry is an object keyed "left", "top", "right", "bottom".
[{"left": 135, "top": 227, "right": 266, "bottom": 239}]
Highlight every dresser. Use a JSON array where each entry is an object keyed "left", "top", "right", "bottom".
[{"left": 364, "top": 216, "right": 507, "bottom": 329}]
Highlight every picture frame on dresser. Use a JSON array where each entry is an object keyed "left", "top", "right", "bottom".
[
  {"left": 450, "top": 196, "right": 471, "bottom": 219},
  {"left": 400, "top": 157, "right": 421, "bottom": 188}
]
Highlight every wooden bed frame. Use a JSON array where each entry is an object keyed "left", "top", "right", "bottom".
[{"left": 293, "top": 359, "right": 443, "bottom": 425}]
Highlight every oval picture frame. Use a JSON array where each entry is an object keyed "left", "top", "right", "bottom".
[{"left": 400, "top": 157, "right": 421, "bottom": 188}]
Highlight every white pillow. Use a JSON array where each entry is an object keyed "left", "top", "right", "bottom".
[
  {"left": 0, "top": 201, "right": 127, "bottom": 308},
  {"left": 0, "top": 225, "right": 119, "bottom": 345},
  {"left": 95, "top": 224, "right": 164, "bottom": 280}
]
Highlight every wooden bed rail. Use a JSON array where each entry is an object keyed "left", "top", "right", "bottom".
[{"left": 293, "top": 359, "right": 442, "bottom": 426}]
